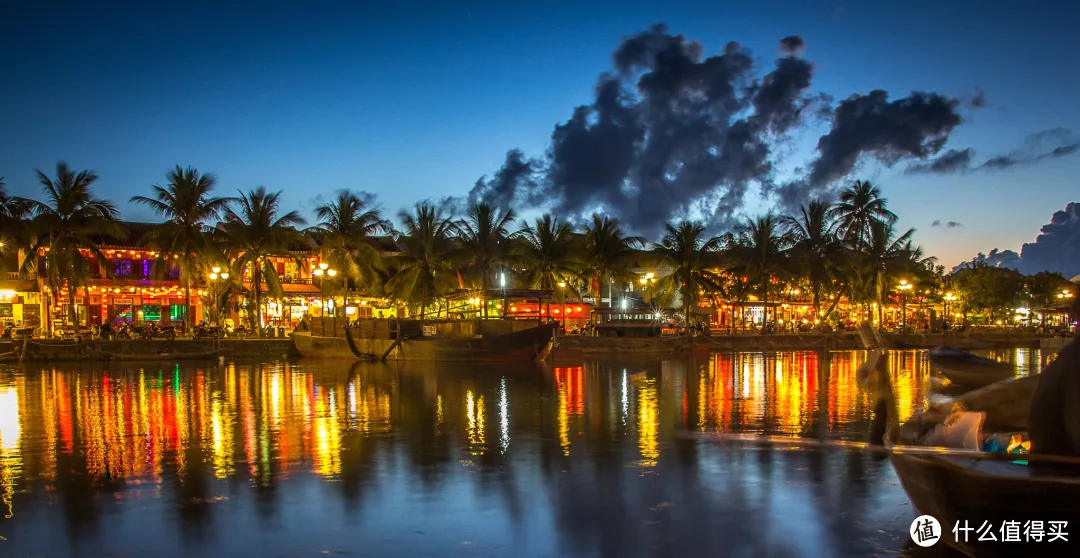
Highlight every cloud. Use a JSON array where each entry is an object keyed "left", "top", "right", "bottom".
[
  {"left": 464, "top": 24, "right": 972, "bottom": 236},
  {"left": 906, "top": 128, "right": 1080, "bottom": 175},
  {"left": 957, "top": 202, "right": 1080, "bottom": 277},
  {"left": 931, "top": 220, "right": 963, "bottom": 228},
  {"left": 772, "top": 89, "right": 964, "bottom": 208},
  {"left": 779, "top": 36, "right": 805, "bottom": 55}
]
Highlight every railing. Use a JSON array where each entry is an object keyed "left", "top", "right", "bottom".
[
  {"left": 280, "top": 277, "right": 313, "bottom": 285},
  {"left": 3, "top": 271, "right": 36, "bottom": 281}
]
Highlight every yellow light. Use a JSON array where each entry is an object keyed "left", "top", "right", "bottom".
[
  {"left": 313, "top": 269, "right": 324, "bottom": 277},
  {"left": 319, "top": 262, "right": 329, "bottom": 271},
  {"left": 558, "top": 281, "right": 567, "bottom": 288},
  {"left": 639, "top": 277, "right": 647, "bottom": 285},
  {"left": 327, "top": 269, "right": 337, "bottom": 277},
  {"left": 360, "top": 300, "right": 367, "bottom": 306},
  {"left": 209, "top": 273, "right": 218, "bottom": 280},
  {"left": 221, "top": 272, "right": 229, "bottom": 279},
  {"left": 212, "top": 266, "right": 221, "bottom": 274},
  {"left": 0, "top": 386, "right": 21, "bottom": 451}
]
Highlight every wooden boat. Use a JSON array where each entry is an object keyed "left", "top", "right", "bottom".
[
  {"left": 291, "top": 317, "right": 557, "bottom": 362},
  {"left": 887, "top": 373, "right": 1080, "bottom": 556},
  {"left": 929, "top": 345, "right": 1015, "bottom": 388}
]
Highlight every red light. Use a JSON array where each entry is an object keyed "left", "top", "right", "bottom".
[
  {"left": 575, "top": 306, "right": 583, "bottom": 312},
  {"left": 541, "top": 308, "right": 547, "bottom": 314},
  {"left": 553, "top": 308, "right": 560, "bottom": 314}
]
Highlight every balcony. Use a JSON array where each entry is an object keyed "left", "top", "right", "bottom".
[{"left": 0, "top": 271, "right": 39, "bottom": 292}]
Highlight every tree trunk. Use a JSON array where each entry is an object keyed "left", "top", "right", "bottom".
[
  {"left": 184, "top": 274, "right": 191, "bottom": 335},
  {"left": 68, "top": 283, "right": 79, "bottom": 340},
  {"left": 482, "top": 268, "right": 488, "bottom": 319},
  {"left": 419, "top": 278, "right": 428, "bottom": 322},
  {"left": 761, "top": 282, "right": 769, "bottom": 334},
  {"left": 253, "top": 261, "right": 262, "bottom": 336}
]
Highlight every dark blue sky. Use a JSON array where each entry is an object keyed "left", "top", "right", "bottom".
[{"left": 2, "top": 0, "right": 1078, "bottom": 267}]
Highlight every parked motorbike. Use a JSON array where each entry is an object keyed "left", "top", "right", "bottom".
[{"left": 193, "top": 323, "right": 225, "bottom": 339}]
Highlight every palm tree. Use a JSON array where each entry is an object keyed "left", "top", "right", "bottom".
[
  {"left": 861, "top": 219, "right": 922, "bottom": 330},
  {"left": 309, "top": 190, "right": 391, "bottom": 295},
  {"left": 516, "top": 214, "right": 581, "bottom": 292},
  {"left": 782, "top": 199, "right": 841, "bottom": 316},
  {"left": 829, "top": 180, "right": 897, "bottom": 245},
  {"left": 218, "top": 187, "right": 306, "bottom": 335},
  {"left": 457, "top": 202, "right": 517, "bottom": 317},
  {"left": 385, "top": 202, "right": 457, "bottom": 319},
  {"left": 130, "top": 166, "right": 233, "bottom": 332},
  {"left": 725, "top": 214, "right": 793, "bottom": 333},
  {"left": 0, "top": 178, "right": 30, "bottom": 269},
  {"left": 651, "top": 220, "right": 725, "bottom": 325},
  {"left": 19, "top": 162, "right": 122, "bottom": 337},
  {"left": 582, "top": 214, "right": 645, "bottom": 307}
]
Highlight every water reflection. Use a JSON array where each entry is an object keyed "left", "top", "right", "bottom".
[{"left": 0, "top": 349, "right": 1041, "bottom": 556}]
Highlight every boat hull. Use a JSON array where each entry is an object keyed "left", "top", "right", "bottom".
[
  {"left": 291, "top": 321, "right": 557, "bottom": 362},
  {"left": 929, "top": 346, "right": 1014, "bottom": 388},
  {"left": 891, "top": 452, "right": 1080, "bottom": 557}
]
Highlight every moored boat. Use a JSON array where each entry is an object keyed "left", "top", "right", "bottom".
[
  {"left": 291, "top": 317, "right": 557, "bottom": 362},
  {"left": 888, "top": 376, "right": 1080, "bottom": 556},
  {"left": 929, "top": 345, "right": 1015, "bottom": 388}
]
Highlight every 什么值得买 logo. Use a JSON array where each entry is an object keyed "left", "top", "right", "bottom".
[{"left": 910, "top": 515, "right": 941, "bottom": 547}]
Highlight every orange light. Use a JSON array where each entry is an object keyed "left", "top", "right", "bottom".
[
  {"left": 553, "top": 308, "right": 560, "bottom": 314},
  {"left": 575, "top": 306, "right": 583, "bottom": 312},
  {"left": 509, "top": 306, "right": 517, "bottom": 312}
]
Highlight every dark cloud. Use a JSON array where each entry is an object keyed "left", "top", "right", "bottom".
[
  {"left": 906, "top": 149, "right": 974, "bottom": 174},
  {"left": 467, "top": 24, "right": 971, "bottom": 235},
  {"left": 779, "top": 35, "right": 805, "bottom": 55},
  {"left": 467, "top": 149, "right": 539, "bottom": 209},
  {"left": 931, "top": 220, "right": 963, "bottom": 228},
  {"left": 950, "top": 248, "right": 1021, "bottom": 274},
  {"left": 539, "top": 23, "right": 804, "bottom": 236},
  {"left": 906, "top": 128, "right": 1080, "bottom": 175},
  {"left": 959, "top": 202, "right": 1080, "bottom": 277}
]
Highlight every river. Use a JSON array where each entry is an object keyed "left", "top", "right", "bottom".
[{"left": 0, "top": 348, "right": 1048, "bottom": 557}]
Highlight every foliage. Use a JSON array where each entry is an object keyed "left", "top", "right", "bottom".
[
  {"left": 649, "top": 220, "right": 724, "bottom": 324},
  {"left": 385, "top": 202, "right": 458, "bottom": 318},
  {"left": 515, "top": 214, "right": 581, "bottom": 294},
  {"left": 218, "top": 187, "right": 306, "bottom": 333},
  {"left": 582, "top": 214, "right": 645, "bottom": 306},
  {"left": 130, "top": 165, "right": 233, "bottom": 328},
  {"left": 17, "top": 162, "right": 123, "bottom": 336},
  {"left": 309, "top": 189, "right": 391, "bottom": 294}
]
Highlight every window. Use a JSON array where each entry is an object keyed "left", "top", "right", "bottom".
[
  {"left": 170, "top": 305, "right": 186, "bottom": 321},
  {"left": 113, "top": 259, "right": 133, "bottom": 277},
  {"left": 142, "top": 305, "right": 161, "bottom": 321}
]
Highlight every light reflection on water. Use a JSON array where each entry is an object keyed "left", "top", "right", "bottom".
[{"left": 0, "top": 348, "right": 1048, "bottom": 557}]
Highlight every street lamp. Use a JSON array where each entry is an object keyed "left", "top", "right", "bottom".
[
  {"left": 943, "top": 291, "right": 956, "bottom": 329},
  {"left": 207, "top": 266, "right": 229, "bottom": 328},
  {"left": 558, "top": 281, "right": 568, "bottom": 329},
  {"left": 897, "top": 279, "right": 913, "bottom": 332}
]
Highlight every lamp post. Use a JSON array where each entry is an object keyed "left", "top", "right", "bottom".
[
  {"left": 313, "top": 262, "right": 339, "bottom": 333},
  {"left": 558, "top": 281, "right": 568, "bottom": 330},
  {"left": 208, "top": 266, "right": 230, "bottom": 328},
  {"left": 897, "top": 279, "right": 913, "bottom": 332},
  {"left": 1058, "top": 289, "right": 1075, "bottom": 329},
  {"left": 943, "top": 292, "right": 956, "bottom": 330}
]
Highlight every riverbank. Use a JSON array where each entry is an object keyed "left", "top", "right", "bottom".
[
  {"left": 0, "top": 338, "right": 298, "bottom": 362},
  {"left": 557, "top": 331, "right": 1045, "bottom": 355}
]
